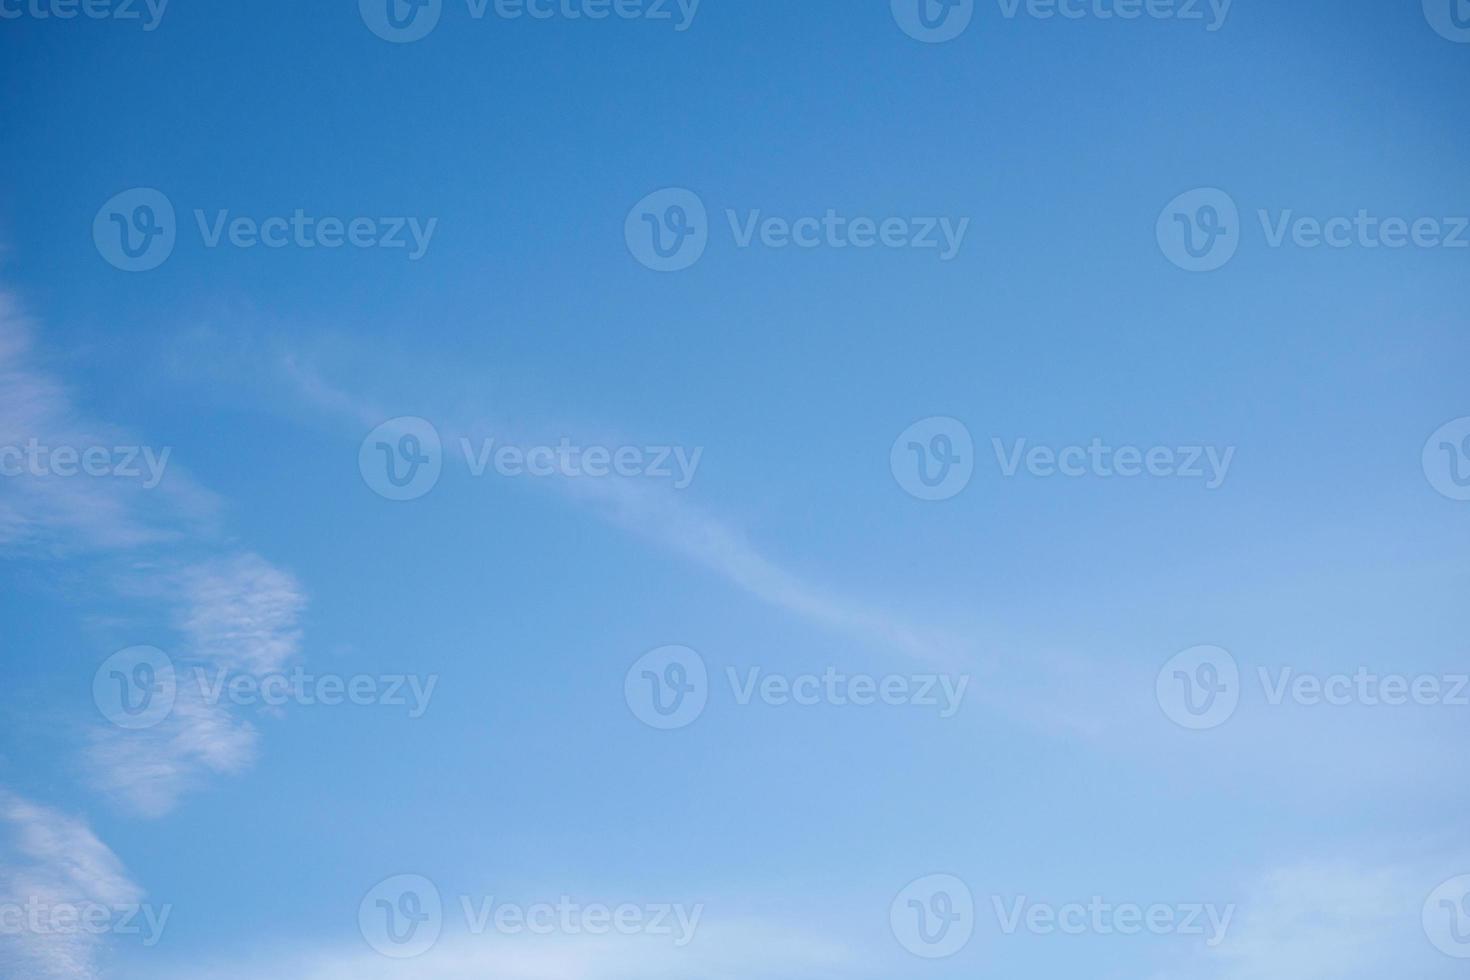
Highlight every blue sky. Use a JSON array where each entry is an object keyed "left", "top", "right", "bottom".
[{"left": 2, "top": 1, "right": 1469, "bottom": 978}]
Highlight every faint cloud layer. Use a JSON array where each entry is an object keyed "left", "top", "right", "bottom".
[
  {"left": 0, "top": 292, "right": 308, "bottom": 817},
  {"left": 0, "top": 791, "right": 143, "bottom": 980}
]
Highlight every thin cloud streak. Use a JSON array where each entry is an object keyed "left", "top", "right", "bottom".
[
  {"left": 0, "top": 290, "right": 308, "bottom": 817},
  {"left": 0, "top": 790, "right": 143, "bottom": 980}
]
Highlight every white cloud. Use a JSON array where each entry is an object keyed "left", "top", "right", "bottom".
[
  {"left": 0, "top": 294, "right": 216, "bottom": 554},
  {"left": 85, "top": 553, "right": 306, "bottom": 816},
  {"left": 275, "top": 358, "right": 967, "bottom": 667},
  {"left": 0, "top": 291, "right": 308, "bottom": 817},
  {"left": 174, "top": 554, "right": 307, "bottom": 677},
  {"left": 0, "top": 790, "right": 142, "bottom": 980},
  {"left": 1168, "top": 856, "right": 1468, "bottom": 980},
  {"left": 143, "top": 919, "right": 861, "bottom": 980}
]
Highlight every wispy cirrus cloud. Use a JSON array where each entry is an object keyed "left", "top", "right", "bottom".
[
  {"left": 147, "top": 918, "right": 863, "bottom": 980},
  {"left": 0, "top": 296, "right": 216, "bottom": 553},
  {"left": 269, "top": 349, "right": 970, "bottom": 667},
  {"left": 173, "top": 553, "right": 307, "bottom": 678},
  {"left": 0, "top": 790, "right": 143, "bottom": 980},
  {"left": 1156, "top": 854, "right": 1470, "bottom": 980},
  {"left": 0, "top": 291, "right": 308, "bottom": 818},
  {"left": 84, "top": 554, "right": 307, "bottom": 817}
]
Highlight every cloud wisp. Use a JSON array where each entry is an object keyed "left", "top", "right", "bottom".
[
  {"left": 0, "top": 292, "right": 308, "bottom": 817},
  {"left": 0, "top": 791, "right": 144, "bottom": 980}
]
